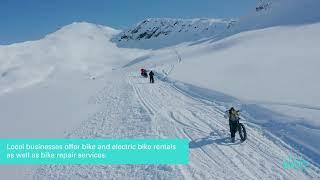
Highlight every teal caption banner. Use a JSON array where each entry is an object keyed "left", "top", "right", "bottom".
[{"left": 0, "top": 139, "right": 189, "bottom": 164}]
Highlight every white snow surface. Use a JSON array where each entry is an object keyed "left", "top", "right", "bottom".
[
  {"left": 0, "top": 22, "right": 147, "bottom": 95},
  {"left": 171, "top": 23, "right": 320, "bottom": 123},
  {"left": 1, "top": 21, "right": 319, "bottom": 179},
  {"left": 31, "top": 70, "right": 320, "bottom": 179},
  {"left": 0, "top": 22, "right": 148, "bottom": 179},
  {"left": 138, "top": 23, "right": 320, "bottom": 168}
]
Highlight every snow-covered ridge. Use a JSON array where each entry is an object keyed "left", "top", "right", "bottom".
[
  {"left": 113, "top": 18, "right": 236, "bottom": 49},
  {"left": 0, "top": 22, "right": 146, "bottom": 95},
  {"left": 116, "top": 18, "right": 235, "bottom": 41},
  {"left": 45, "top": 21, "right": 120, "bottom": 40},
  {"left": 113, "top": 0, "right": 320, "bottom": 50}
]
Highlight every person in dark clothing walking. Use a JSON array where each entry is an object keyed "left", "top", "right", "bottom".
[
  {"left": 225, "top": 107, "right": 240, "bottom": 143},
  {"left": 149, "top": 71, "right": 154, "bottom": 83}
]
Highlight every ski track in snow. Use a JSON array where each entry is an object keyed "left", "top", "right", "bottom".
[{"left": 33, "top": 70, "right": 320, "bottom": 179}]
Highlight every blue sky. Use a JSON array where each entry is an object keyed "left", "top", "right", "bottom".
[{"left": 0, "top": 0, "right": 256, "bottom": 45}]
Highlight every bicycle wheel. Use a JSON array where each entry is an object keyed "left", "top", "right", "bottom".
[{"left": 238, "top": 123, "right": 247, "bottom": 142}]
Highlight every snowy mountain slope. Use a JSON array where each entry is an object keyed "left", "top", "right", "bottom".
[
  {"left": 32, "top": 69, "right": 320, "bottom": 179},
  {"left": 0, "top": 22, "right": 147, "bottom": 95},
  {"left": 125, "top": 22, "right": 320, "bottom": 167},
  {"left": 113, "top": 18, "right": 236, "bottom": 49},
  {"left": 170, "top": 23, "right": 320, "bottom": 127},
  {"left": 1, "top": 21, "right": 319, "bottom": 179},
  {"left": 29, "top": 20, "right": 320, "bottom": 180},
  {"left": 112, "top": 0, "right": 320, "bottom": 51},
  {"left": 1, "top": 0, "right": 320, "bottom": 178},
  {"left": 0, "top": 22, "right": 149, "bottom": 179}
]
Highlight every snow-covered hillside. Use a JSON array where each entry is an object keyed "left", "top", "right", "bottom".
[
  {"left": 0, "top": 22, "right": 149, "bottom": 179},
  {"left": 121, "top": 22, "right": 320, "bottom": 167},
  {"left": 113, "top": 18, "right": 236, "bottom": 49},
  {"left": 171, "top": 23, "right": 320, "bottom": 162},
  {"left": 1, "top": 0, "right": 320, "bottom": 179},
  {"left": 0, "top": 22, "right": 147, "bottom": 95},
  {"left": 30, "top": 22, "right": 320, "bottom": 179},
  {"left": 112, "top": 0, "right": 320, "bottom": 50}
]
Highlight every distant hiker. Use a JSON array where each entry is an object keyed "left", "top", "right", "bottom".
[
  {"left": 141, "top": 68, "right": 148, "bottom": 78},
  {"left": 225, "top": 107, "right": 240, "bottom": 143},
  {"left": 149, "top": 71, "right": 154, "bottom": 83}
]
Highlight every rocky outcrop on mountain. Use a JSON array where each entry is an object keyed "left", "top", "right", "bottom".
[{"left": 113, "top": 18, "right": 235, "bottom": 49}]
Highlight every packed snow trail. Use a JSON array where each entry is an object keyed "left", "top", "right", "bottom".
[
  {"left": 129, "top": 71, "right": 319, "bottom": 179},
  {"left": 33, "top": 71, "right": 184, "bottom": 179},
  {"left": 33, "top": 69, "right": 320, "bottom": 179}
]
